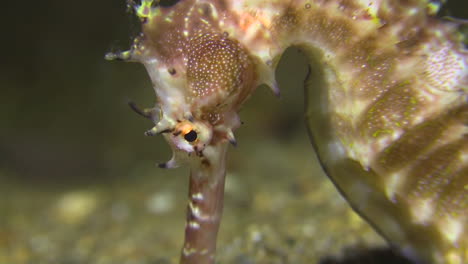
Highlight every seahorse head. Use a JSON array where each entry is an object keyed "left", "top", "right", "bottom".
[{"left": 125, "top": 0, "right": 260, "bottom": 166}]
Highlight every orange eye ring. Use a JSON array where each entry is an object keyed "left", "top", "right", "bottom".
[{"left": 175, "top": 122, "right": 198, "bottom": 143}]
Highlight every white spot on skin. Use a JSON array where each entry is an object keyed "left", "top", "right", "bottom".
[
  {"left": 191, "top": 192, "right": 204, "bottom": 201},
  {"left": 208, "top": 3, "right": 218, "bottom": 20},
  {"left": 188, "top": 221, "right": 200, "bottom": 229},
  {"left": 189, "top": 201, "right": 214, "bottom": 221},
  {"left": 440, "top": 217, "right": 463, "bottom": 244},
  {"left": 460, "top": 151, "right": 468, "bottom": 164},
  {"left": 411, "top": 198, "right": 434, "bottom": 225},
  {"left": 183, "top": 246, "right": 198, "bottom": 256},
  {"left": 407, "top": 7, "right": 419, "bottom": 16},
  {"left": 385, "top": 172, "right": 403, "bottom": 202}
]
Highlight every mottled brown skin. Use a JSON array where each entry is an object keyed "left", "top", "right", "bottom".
[
  {"left": 268, "top": 2, "right": 467, "bottom": 263},
  {"left": 186, "top": 33, "right": 256, "bottom": 124}
]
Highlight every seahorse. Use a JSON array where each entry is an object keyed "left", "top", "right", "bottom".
[{"left": 106, "top": 0, "right": 467, "bottom": 263}]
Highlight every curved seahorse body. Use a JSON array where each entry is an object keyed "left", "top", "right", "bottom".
[{"left": 108, "top": 0, "right": 467, "bottom": 263}]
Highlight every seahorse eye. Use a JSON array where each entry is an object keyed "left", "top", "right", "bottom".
[{"left": 184, "top": 130, "right": 198, "bottom": 142}]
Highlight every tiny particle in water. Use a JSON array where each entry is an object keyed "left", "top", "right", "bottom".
[
  {"left": 146, "top": 191, "right": 175, "bottom": 214},
  {"left": 111, "top": 202, "right": 130, "bottom": 222},
  {"left": 55, "top": 191, "right": 98, "bottom": 224}
]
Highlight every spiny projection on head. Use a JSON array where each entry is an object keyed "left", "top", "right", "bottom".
[{"left": 107, "top": 0, "right": 467, "bottom": 263}]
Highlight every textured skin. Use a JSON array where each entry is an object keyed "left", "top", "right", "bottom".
[
  {"left": 186, "top": 33, "right": 256, "bottom": 123},
  {"left": 113, "top": 0, "right": 467, "bottom": 263}
]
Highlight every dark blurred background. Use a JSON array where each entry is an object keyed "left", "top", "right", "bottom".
[{"left": 1, "top": 1, "right": 154, "bottom": 185}]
